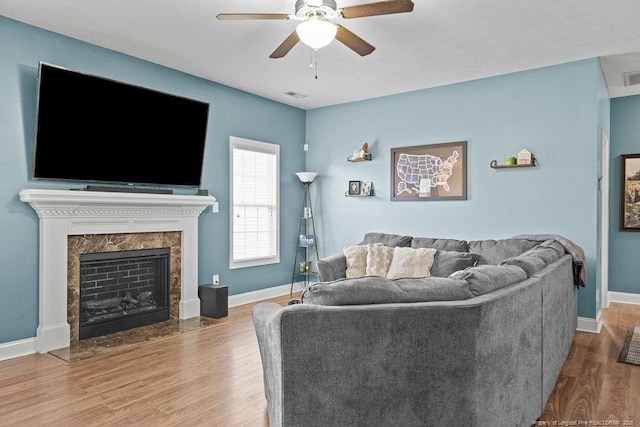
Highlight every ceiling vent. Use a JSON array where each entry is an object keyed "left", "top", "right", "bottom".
[
  {"left": 285, "top": 91, "right": 306, "bottom": 99},
  {"left": 624, "top": 71, "right": 640, "bottom": 87}
]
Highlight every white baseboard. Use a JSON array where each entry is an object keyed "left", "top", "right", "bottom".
[
  {"left": 575, "top": 292, "right": 640, "bottom": 335},
  {"left": 0, "top": 337, "right": 37, "bottom": 361},
  {"left": 577, "top": 310, "right": 602, "bottom": 334},
  {"left": 608, "top": 291, "right": 640, "bottom": 305},
  {"left": 228, "top": 281, "right": 306, "bottom": 308}
]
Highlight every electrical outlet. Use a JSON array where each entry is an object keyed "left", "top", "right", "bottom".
[{"left": 213, "top": 274, "right": 220, "bottom": 285}]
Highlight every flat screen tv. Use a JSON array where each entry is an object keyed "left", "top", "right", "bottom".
[{"left": 33, "top": 62, "right": 209, "bottom": 188}]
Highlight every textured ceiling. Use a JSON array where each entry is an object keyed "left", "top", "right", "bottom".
[{"left": 2, "top": 0, "right": 640, "bottom": 109}]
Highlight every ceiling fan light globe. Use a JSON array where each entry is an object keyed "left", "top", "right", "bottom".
[{"left": 296, "top": 18, "right": 337, "bottom": 49}]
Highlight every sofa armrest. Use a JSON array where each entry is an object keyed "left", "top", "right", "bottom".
[
  {"left": 252, "top": 303, "right": 284, "bottom": 426},
  {"left": 317, "top": 253, "right": 347, "bottom": 282}
]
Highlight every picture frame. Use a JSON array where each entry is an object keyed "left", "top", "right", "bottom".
[
  {"left": 390, "top": 141, "right": 467, "bottom": 201},
  {"left": 620, "top": 154, "right": 640, "bottom": 231},
  {"left": 348, "top": 180, "right": 361, "bottom": 195},
  {"left": 361, "top": 181, "right": 373, "bottom": 196}
]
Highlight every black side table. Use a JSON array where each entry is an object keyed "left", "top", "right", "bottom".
[{"left": 198, "top": 284, "right": 228, "bottom": 318}]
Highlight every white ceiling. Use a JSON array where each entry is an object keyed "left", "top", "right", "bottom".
[{"left": 2, "top": 0, "right": 640, "bottom": 110}]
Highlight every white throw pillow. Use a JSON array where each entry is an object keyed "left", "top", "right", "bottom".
[
  {"left": 343, "top": 245, "right": 368, "bottom": 278},
  {"left": 366, "top": 243, "right": 395, "bottom": 277},
  {"left": 386, "top": 247, "right": 436, "bottom": 279}
]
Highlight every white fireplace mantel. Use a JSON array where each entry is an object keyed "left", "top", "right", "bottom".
[{"left": 19, "top": 188, "right": 218, "bottom": 353}]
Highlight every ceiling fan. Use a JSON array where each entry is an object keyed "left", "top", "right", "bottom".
[{"left": 217, "top": 0, "right": 415, "bottom": 59}]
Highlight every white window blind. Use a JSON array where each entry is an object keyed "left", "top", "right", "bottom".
[{"left": 230, "top": 136, "right": 279, "bottom": 269}]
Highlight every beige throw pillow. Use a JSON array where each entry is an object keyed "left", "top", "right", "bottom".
[
  {"left": 366, "top": 243, "right": 395, "bottom": 277},
  {"left": 386, "top": 247, "right": 436, "bottom": 279},
  {"left": 343, "top": 245, "right": 368, "bottom": 278}
]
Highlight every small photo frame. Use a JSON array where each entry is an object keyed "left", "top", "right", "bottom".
[
  {"left": 348, "top": 180, "right": 361, "bottom": 195},
  {"left": 361, "top": 182, "right": 372, "bottom": 196}
]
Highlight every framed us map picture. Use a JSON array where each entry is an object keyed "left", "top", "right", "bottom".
[{"left": 390, "top": 141, "right": 467, "bottom": 201}]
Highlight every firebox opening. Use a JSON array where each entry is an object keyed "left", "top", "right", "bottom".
[{"left": 79, "top": 247, "right": 171, "bottom": 340}]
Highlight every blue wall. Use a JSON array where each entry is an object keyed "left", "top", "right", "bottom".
[
  {"left": 610, "top": 95, "right": 640, "bottom": 294},
  {"left": 0, "top": 15, "right": 612, "bottom": 347},
  {"left": 306, "top": 59, "right": 607, "bottom": 318},
  {"left": 0, "top": 16, "right": 305, "bottom": 344}
]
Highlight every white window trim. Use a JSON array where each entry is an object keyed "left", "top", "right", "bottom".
[{"left": 229, "top": 136, "right": 280, "bottom": 269}]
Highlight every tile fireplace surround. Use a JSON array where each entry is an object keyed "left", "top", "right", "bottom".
[{"left": 19, "top": 188, "right": 218, "bottom": 353}]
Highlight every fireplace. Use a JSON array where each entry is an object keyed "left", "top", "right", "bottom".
[
  {"left": 79, "top": 248, "right": 171, "bottom": 340},
  {"left": 19, "top": 188, "right": 218, "bottom": 353}
]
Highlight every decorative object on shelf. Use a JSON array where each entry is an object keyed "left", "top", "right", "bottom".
[
  {"left": 345, "top": 181, "right": 374, "bottom": 197},
  {"left": 348, "top": 180, "right": 361, "bottom": 195},
  {"left": 348, "top": 142, "right": 372, "bottom": 162},
  {"left": 517, "top": 149, "right": 534, "bottom": 165},
  {"left": 390, "top": 141, "right": 467, "bottom": 201},
  {"left": 491, "top": 149, "right": 537, "bottom": 169},
  {"left": 298, "top": 234, "right": 315, "bottom": 246},
  {"left": 298, "top": 261, "right": 308, "bottom": 273},
  {"left": 361, "top": 181, "right": 373, "bottom": 196},
  {"left": 291, "top": 172, "right": 320, "bottom": 295},
  {"left": 620, "top": 154, "right": 640, "bottom": 231}
]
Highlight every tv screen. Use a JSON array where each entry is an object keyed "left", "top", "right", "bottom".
[{"left": 33, "top": 62, "right": 209, "bottom": 187}]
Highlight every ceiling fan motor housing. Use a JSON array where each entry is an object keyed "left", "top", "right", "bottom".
[{"left": 295, "top": 0, "right": 338, "bottom": 19}]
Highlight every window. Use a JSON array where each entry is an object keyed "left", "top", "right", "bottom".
[{"left": 230, "top": 136, "right": 280, "bottom": 269}]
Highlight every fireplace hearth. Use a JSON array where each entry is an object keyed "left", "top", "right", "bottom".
[{"left": 79, "top": 248, "right": 170, "bottom": 340}]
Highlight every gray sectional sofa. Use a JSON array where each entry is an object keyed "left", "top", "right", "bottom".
[{"left": 252, "top": 232, "right": 579, "bottom": 426}]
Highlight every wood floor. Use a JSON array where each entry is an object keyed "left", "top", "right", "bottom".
[{"left": 1, "top": 298, "right": 639, "bottom": 426}]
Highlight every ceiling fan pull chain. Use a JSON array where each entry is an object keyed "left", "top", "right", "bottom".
[{"left": 314, "top": 49, "right": 319, "bottom": 79}]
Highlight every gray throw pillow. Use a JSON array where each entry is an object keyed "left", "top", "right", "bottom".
[{"left": 430, "top": 250, "right": 479, "bottom": 277}]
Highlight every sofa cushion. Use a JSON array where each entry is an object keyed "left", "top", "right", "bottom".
[
  {"left": 366, "top": 243, "right": 395, "bottom": 277},
  {"left": 450, "top": 264, "right": 528, "bottom": 296},
  {"left": 343, "top": 245, "right": 368, "bottom": 278},
  {"left": 537, "top": 240, "right": 566, "bottom": 257},
  {"left": 528, "top": 245, "right": 562, "bottom": 264},
  {"left": 359, "top": 232, "right": 412, "bottom": 247},
  {"left": 411, "top": 237, "right": 469, "bottom": 252},
  {"left": 500, "top": 254, "right": 546, "bottom": 277},
  {"left": 430, "top": 250, "right": 479, "bottom": 277},
  {"left": 386, "top": 247, "right": 437, "bottom": 279},
  {"left": 301, "top": 276, "right": 474, "bottom": 306},
  {"left": 468, "top": 239, "right": 539, "bottom": 265},
  {"left": 499, "top": 241, "right": 563, "bottom": 277}
]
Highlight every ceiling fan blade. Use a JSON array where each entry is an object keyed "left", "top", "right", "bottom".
[
  {"left": 335, "top": 25, "right": 375, "bottom": 56},
  {"left": 270, "top": 31, "right": 300, "bottom": 59},
  {"left": 216, "top": 13, "right": 290, "bottom": 21},
  {"left": 340, "top": 0, "right": 414, "bottom": 19}
]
